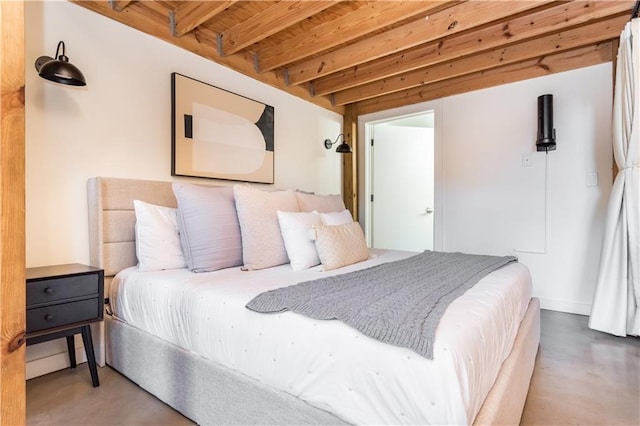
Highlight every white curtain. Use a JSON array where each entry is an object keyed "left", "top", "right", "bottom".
[{"left": 589, "top": 18, "right": 640, "bottom": 337}]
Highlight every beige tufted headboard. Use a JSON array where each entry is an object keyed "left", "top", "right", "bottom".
[{"left": 87, "top": 177, "right": 178, "bottom": 290}]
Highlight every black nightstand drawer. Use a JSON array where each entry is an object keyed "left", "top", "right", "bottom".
[
  {"left": 27, "top": 298, "right": 101, "bottom": 334},
  {"left": 27, "top": 274, "right": 100, "bottom": 307}
]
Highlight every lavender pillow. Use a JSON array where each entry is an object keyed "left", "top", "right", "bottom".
[{"left": 172, "top": 183, "right": 242, "bottom": 272}]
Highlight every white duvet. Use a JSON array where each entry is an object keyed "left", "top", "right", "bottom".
[{"left": 109, "top": 249, "right": 532, "bottom": 425}]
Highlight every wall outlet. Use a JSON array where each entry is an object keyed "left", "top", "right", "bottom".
[{"left": 521, "top": 153, "right": 533, "bottom": 167}]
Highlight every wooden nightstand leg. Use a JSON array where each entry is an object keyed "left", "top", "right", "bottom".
[
  {"left": 66, "top": 335, "right": 76, "bottom": 368},
  {"left": 80, "top": 325, "right": 100, "bottom": 387}
]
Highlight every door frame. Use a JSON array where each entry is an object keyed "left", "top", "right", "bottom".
[{"left": 358, "top": 100, "right": 444, "bottom": 251}]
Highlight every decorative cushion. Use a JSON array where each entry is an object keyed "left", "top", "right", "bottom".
[
  {"left": 172, "top": 183, "right": 242, "bottom": 272},
  {"left": 319, "top": 209, "right": 353, "bottom": 226},
  {"left": 295, "top": 192, "right": 346, "bottom": 213},
  {"left": 313, "top": 222, "right": 369, "bottom": 271},
  {"left": 277, "top": 211, "right": 322, "bottom": 270},
  {"left": 133, "top": 200, "right": 186, "bottom": 272},
  {"left": 234, "top": 185, "right": 299, "bottom": 270}
]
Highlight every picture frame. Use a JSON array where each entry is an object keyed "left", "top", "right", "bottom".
[{"left": 171, "top": 73, "right": 275, "bottom": 183}]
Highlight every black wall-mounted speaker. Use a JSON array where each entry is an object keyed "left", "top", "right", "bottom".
[{"left": 536, "top": 94, "right": 556, "bottom": 152}]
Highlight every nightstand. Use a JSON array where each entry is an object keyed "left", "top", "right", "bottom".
[{"left": 26, "top": 263, "right": 104, "bottom": 387}]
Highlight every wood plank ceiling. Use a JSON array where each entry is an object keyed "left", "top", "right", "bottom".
[
  {"left": 73, "top": 1, "right": 635, "bottom": 116},
  {"left": 71, "top": 0, "right": 634, "bottom": 218}
]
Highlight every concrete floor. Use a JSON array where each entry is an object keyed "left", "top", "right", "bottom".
[
  {"left": 27, "top": 310, "right": 640, "bottom": 425},
  {"left": 521, "top": 310, "right": 640, "bottom": 425}
]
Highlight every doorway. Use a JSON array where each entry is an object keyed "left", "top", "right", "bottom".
[{"left": 368, "top": 112, "right": 435, "bottom": 252}]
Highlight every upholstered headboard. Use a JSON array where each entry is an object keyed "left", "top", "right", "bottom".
[{"left": 87, "top": 177, "right": 178, "bottom": 287}]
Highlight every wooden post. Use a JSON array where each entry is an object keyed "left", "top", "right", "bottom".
[
  {"left": 342, "top": 104, "right": 358, "bottom": 221},
  {"left": 611, "top": 37, "right": 619, "bottom": 180},
  {"left": 0, "top": 0, "right": 26, "bottom": 424}
]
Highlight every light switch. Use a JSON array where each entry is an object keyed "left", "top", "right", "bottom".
[
  {"left": 586, "top": 171, "right": 599, "bottom": 187},
  {"left": 522, "top": 153, "right": 532, "bottom": 167}
]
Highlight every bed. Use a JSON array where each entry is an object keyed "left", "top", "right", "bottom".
[{"left": 87, "top": 176, "right": 540, "bottom": 425}]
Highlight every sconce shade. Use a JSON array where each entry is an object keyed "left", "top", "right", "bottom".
[
  {"left": 35, "top": 41, "right": 86, "bottom": 87},
  {"left": 324, "top": 133, "right": 352, "bottom": 154},
  {"left": 335, "top": 142, "right": 352, "bottom": 153}
]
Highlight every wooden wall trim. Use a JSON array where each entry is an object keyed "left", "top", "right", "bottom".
[
  {"left": 0, "top": 0, "right": 26, "bottom": 424},
  {"left": 342, "top": 104, "right": 358, "bottom": 221},
  {"left": 612, "top": 38, "right": 620, "bottom": 180}
]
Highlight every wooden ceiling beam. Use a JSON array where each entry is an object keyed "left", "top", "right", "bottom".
[
  {"left": 109, "top": 0, "right": 134, "bottom": 12},
  {"left": 218, "top": 1, "right": 340, "bottom": 57},
  {"left": 332, "top": 14, "right": 627, "bottom": 106},
  {"left": 313, "top": 0, "right": 634, "bottom": 97},
  {"left": 356, "top": 41, "right": 614, "bottom": 116},
  {"left": 71, "top": 1, "right": 343, "bottom": 114},
  {"left": 286, "top": 0, "right": 552, "bottom": 86},
  {"left": 171, "top": 1, "right": 238, "bottom": 38},
  {"left": 255, "top": 1, "right": 456, "bottom": 73}
]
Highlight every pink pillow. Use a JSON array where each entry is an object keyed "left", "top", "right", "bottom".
[
  {"left": 295, "top": 192, "right": 346, "bottom": 213},
  {"left": 314, "top": 222, "right": 369, "bottom": 271},
  {"left": 234, "top": 185, "right": 299, "bottom": 270}
]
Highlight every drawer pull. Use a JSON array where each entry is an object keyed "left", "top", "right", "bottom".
[
  {"left": 44, "top": 287, "right": 54, "bottom": 294},
  {"left": 44, "top": 314, "right": 53, "bottom": 321}
]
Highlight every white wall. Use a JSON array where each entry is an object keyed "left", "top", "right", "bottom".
[
  {"left": 359, "top": 63, "right": 613, "bottom": 316},
  {"left": 25, "top": 1, "right": 342, "bottom": 378}
]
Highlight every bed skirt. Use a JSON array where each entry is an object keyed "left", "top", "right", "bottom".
[
  {"left": 105, "top": 298, "right": 540, "bottom": 425},
  {"left": 474, "top": 296, "right": 540, "bottom": 425},
  {"left": 105, "top": 315, "right": 346, "bottom": 425}
]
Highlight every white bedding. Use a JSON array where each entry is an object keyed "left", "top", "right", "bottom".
[{"left": 109, "top": 249, "right": 532, "bottom": 425}]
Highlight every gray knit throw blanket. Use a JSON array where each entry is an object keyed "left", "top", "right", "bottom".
[{"left": 246, "top": 251, "right": 516, "bottom": 359}]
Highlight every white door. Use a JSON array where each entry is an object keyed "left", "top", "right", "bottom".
[{"left": 371, "top": 116, "right": 434, "bottom": 252}]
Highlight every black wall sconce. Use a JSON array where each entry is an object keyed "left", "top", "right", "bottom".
[
  {"left": 35, "top": 41, "right": 86, "bottom": 87},
  {"left": 536, "top": 94, "right": 556, "bottom": 152},
  {"left": 323, "top": 133, "right": 352, "bottom": 154}
]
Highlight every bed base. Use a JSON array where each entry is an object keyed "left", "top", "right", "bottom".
[
  {"left": 474, "top": 297, "right": 540, "bottom": 425},
  {"left": 105, "top": 298, "right": 540, "bottom": 425},
  {"left": 106, "top": 315, "right": 346, "bottom": 425}
]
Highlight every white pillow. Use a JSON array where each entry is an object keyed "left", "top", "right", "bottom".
[
  {"left": 133, "top": 200, "right": 186, "bottom": 272},
  {"left": 314, "top": 222, "right": 369, "bottom": 271},
  {"left": 277, "top": 211, "right": 321, "bottom": 271},
  {"left": 295, "top": 192, "right": 346, "bottom": 213},
  {"left": 319, "top": 209, "right": 353, "bottom": 226},
  {"left": 234, "top": 185, "right": 299, "bottom": 270}
]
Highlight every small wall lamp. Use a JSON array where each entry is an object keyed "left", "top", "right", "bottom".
[
  {"left": 323, "top": 133, "right": 352, "bottom": 154},
  {"left": 35, "top": 41, "right": 86, "bottom": 87}
]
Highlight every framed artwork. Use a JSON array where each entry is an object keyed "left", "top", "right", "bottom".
[{"left": 171, "top": 73, "right": 274, "bottom": 183}]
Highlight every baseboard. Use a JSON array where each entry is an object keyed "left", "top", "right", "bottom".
[
  {"left": 26, "top": 346, "right": 88, "bottom": 380},
  {"left": 539, "top": 297, "right": 591, "bottom": 316}
]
